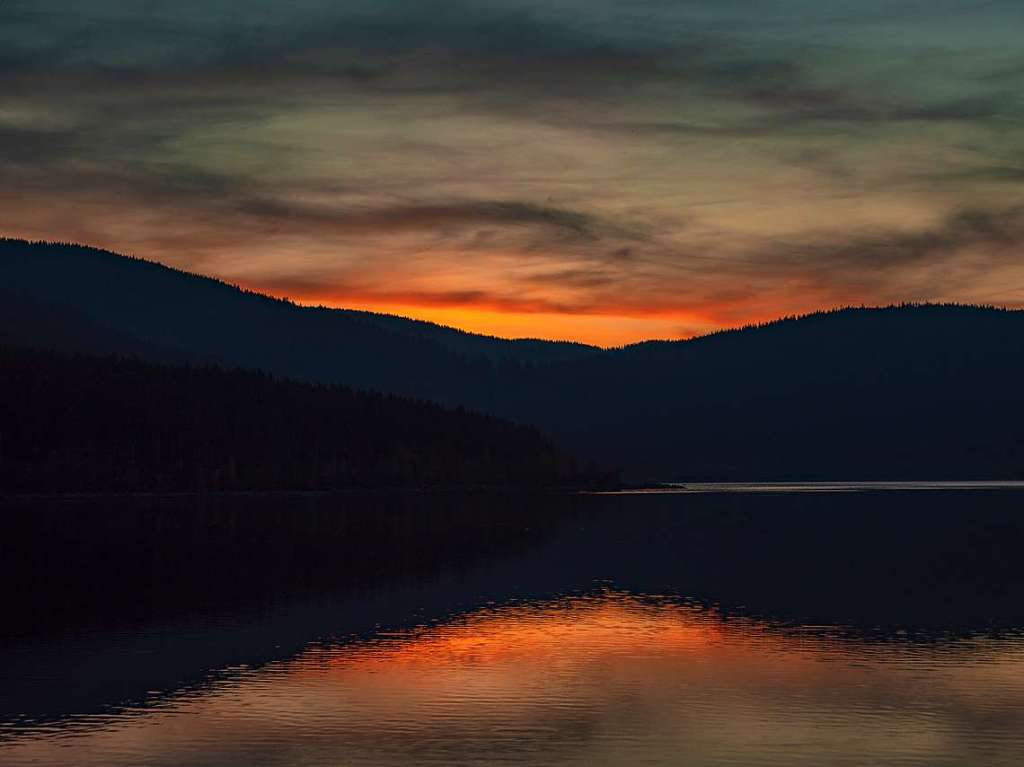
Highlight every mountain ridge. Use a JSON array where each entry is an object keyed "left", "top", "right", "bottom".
[
  {"left": 6, "top": 237, "right": 1018, "bottom": 355},
  {"left": 4, "top": 237, "right": 1023, "bottom": 481},
  {"left": 0, "top": 238, "right": 600, "bottom": 355}
]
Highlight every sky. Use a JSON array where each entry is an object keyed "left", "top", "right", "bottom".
[{"left": 2, "top": 1, "right": 1023, "bottom": 345}]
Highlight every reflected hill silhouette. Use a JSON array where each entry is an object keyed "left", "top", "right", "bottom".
[
  {"left": 3, "top": 490, "right": 1024, "bottom": 728},
  {"left": 4, "top": 238, "right": 1024, "bottom": 480}
]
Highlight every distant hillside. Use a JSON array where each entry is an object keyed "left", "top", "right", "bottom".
[
  {"left": 0, "top": 346, "right": 609, "bottom": 494},
  {"left": 0, "top": 239, "right": 596, "bottom": 408},
  {"left": 530, "top": 304, "right": 1024, "bottom": 479},
  {"left": 4, "top": 238, "right": 1024, "bottom": 480}
]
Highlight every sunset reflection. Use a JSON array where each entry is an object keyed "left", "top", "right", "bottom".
[{"left": 4, "top": 593, "right": 1024, "bottom": 767}]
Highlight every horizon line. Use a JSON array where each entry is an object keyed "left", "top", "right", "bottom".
[{"left": 3, "top": 235, "right": 1020, "bottom": 351}]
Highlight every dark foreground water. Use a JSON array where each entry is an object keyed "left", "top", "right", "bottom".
[{"left": 2, "top": 487, "right": 1024, "bottom": 766}]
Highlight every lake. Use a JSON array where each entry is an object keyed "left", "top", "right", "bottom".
[{"left": 2, "top": 487, "right": 1024, "bottom": 765}]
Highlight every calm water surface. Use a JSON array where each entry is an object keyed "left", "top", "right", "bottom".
[{"left": 2, "top": 488, "right": 1024, "bottom": 765}]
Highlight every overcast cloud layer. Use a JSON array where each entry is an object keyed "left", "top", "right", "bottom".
[{"left": 3, "top": 1, "right": 1023, "bottom": 343}]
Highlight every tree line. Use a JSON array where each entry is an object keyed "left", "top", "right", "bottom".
[{"left": 0, "top": 346, "right": 614, "bottom": 493}]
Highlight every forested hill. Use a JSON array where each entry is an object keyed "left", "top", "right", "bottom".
[
  {"left": 535, "top": 304, "right": 1024, "bottom": 479},
  {"left": 4, "top": 238, "right": 1024, "bottom": 481},
  {"left": 0, "top": 239, "right": 596, "bottom": 407},
  {"left": 0, "top": 347, "right": 610, "bottom": 494}
]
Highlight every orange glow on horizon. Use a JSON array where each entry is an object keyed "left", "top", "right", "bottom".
[
  {"left": 258, "top": 283, "right": 813, "bottom": 346},
  {"left": 279, "top": 293, "right": 848, "bottom": 347},
  {"left": 302, "top": 299, "right": 721, "bottom": 347},
  {"left": 231, "top": 276, "right": 850, "bottom": 347}
]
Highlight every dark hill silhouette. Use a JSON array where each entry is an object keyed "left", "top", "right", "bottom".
[
  {"left": 0, "top": 289, "right": 192, "bottom": 362},
  {"left": 0, "top": 239, "right": 596, "bottom": 403},
  {"left": 4, "top": 238, "right": 1023, "bottom": 480},
  {"left": 0, "top": 346, "right": 608, "bottom": 493},
  {"left": 532, "top": 305, "right": 1024, "bottom": 479},
  {"left": 340, "top": 308, "right": 598, "bottom": 364}
]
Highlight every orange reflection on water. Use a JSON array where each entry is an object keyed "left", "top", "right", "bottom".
[{"left": 4, "top": 593, "right": 1024, "bottom": 767}]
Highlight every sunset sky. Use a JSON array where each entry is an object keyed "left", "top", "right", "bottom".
[{"left": 3, "top": 1, "right": 1024, "bottom": 345}]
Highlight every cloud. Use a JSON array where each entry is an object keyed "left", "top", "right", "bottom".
[
  {"left": 680, "top": 207, "right": 1024, "bottom": 321},
  {"left": 775, "top": 208, "right": 1024, "bottom": 275},
  {"left": 229, "top": 199, "right": 603, "bottom": 239}
]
